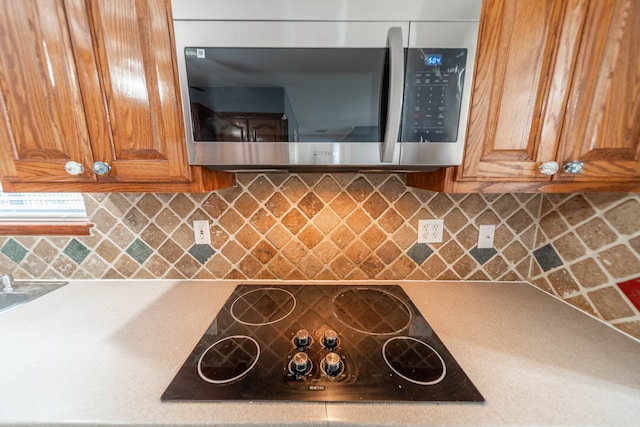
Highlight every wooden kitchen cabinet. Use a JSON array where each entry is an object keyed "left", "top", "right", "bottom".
[
  {"left": 192, "top": 103, "right": 289, "bottom": 143},
  {"left": 0, "top": 0, "right": 233, "bottom": 192},
  {"left": 0, "top": 0, "right": 95, "bottom": 184},
  {"left": 407, "top": 0, "right": 640, "bottom": 193},
  {"left": 214, "top": 113, "right": 289, "bottom": 142}
]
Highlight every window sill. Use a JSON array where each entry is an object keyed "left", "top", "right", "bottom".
[{"left": 0, "top": 222, "right": 94, "bottom": 236}]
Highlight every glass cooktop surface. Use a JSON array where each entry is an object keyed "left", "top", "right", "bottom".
[{"left": 162, "top": 284, "right": 484, "bottom": 402}]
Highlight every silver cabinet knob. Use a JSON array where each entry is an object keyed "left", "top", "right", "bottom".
[
  {"left": 538, "top": 161, "right": 559, "bottom": 175},
  {"left": 563, "top": 161, "right": 584, "bottom": 175},
  {"left": 64, "top": 161, "right": 85, "bottom": 176},
  {"left": 93, "top": 161, "right": 112, "bottom": 175}
]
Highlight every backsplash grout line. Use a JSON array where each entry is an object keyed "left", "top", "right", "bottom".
[{"left": 0, "top": 174, "right": 638, "bottom": 339}]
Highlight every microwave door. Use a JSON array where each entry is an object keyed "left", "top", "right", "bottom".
[{"left": 173, "top": 21, "right": 409, "bottom": 168}]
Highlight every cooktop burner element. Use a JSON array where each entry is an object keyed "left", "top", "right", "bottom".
[
  {"left": 230, "top": 287, "right": 296, "bottom": 325},
  {"left": 333, "top": 288, "right": 411, "bottom": 334},
  {"left": 382, "top": 337, "right": 446, "bottom": 385},
  {"left": 162, "top": 284, "right": 484, "bottom": 403},
  {"left": 197, "top": 335, "right": 260, "bottom": 384}
]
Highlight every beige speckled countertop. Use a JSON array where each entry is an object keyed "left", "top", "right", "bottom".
[{"left": 0, "top": 280, "right": 639, "bottom": 426}]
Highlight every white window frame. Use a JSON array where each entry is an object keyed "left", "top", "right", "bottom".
[{"left": 0, "top": 188, "right": 92, "bottom": 236}]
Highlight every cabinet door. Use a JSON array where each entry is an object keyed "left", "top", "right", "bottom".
[
  {"left": 555, "top": 0, "right": 640, "bottom": 181},
  {"left": 459, "top": 0, "right": 583, "bottom": 181},
  {"left": 0, "top": 0, "right": 95, "bottom": 182},
  {"left": 211, "top": 114, "right": 288, "bottom": 142},
  {"left": 249, "top": 117, "right": 288, "bottom": 142},
  {"left": 214, "top": 115, "right": 249, "bottom": 142},
  {"left": 76, "top": 0, "right": 191, "bottom": 183}
]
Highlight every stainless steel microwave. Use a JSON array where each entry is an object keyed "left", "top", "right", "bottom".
[{"left": 172, "top": 0, "right": 480, "bottom": 171}]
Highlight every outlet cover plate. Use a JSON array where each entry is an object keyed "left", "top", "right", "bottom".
[
  {"left": 478, "top": 224, "right": 496, "bottom": 249},
  {"left": 193, "top": 220, "right": 211, "bottom": 245},
  {"left": 418, "top": 219, "right": 444, "bottom": 243}
]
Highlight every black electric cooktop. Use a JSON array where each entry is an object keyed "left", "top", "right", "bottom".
[{"left": 162, "top": 284, "right": 484, "bottom": 402}]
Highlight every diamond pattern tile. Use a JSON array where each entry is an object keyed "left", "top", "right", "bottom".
[
  {"left": 362, "top": 193, "right": 388, "bottom": 219},
  {"left": 346, "top": 208, "right": 370, "bottom": 234},
  {"left": 298, "top": 193, "right": 324, "bottom": 219},
  {"left": 0, "top": 174, "right": 638, "bottom": 340},
  {"left": 407, "top": 243, "right": 433, "bottom": 265},
  {"left": 379, "top": 176, "right": 405, "bottom": 202},
  {"left": 459, "top": 194, "right": 487, "bottom": 218},
  {"left": 493, "top": 194, "right": 519, "bottom": 218},
  {"left": 247, "top": 176, "right": 275, "bottom": 202},
  {"left": 252, "top": 241, "right": 276, "bottom": 264},
  {"left": 557, "top": 195, "right": 596, "bottom": 226},
  {"left": 533, "top": 244, "right": 564, "bottom": 272},
  {"left": 202, "top": 193, "right": 229, "bottom": 218},
  {"left": 314, "top": 176, "right": 340, "bottom": 202},
  {"left": 137, "top": 194, "right": 163, "bottom": 219},
  {"left": 64, "top": 239, "right": 91, "bottom": 265},
  {"left": 298, "top": 225, "right": 323, "bottom": 249},
  {"left": 189, "top": 244, "right": 215, "bottom": 264},
  {"left": 281, "top": 176, "right": 307, "bottom": 202},
  {"left": 378, "top": 209, "right": 403, "bottom": 233},
  {"left": 1, "top": 238, "right": 28, "bottom": 264},
  {"left": 235, "top": 225, "right": 260, "bottom": 249},
  {"left": 470, "top": 247, "right": 498, "bottom": 265},
  {"left": 617, "top": 278, "right": 640, "bottom": 311},
  {"left": 175, "top": 254, "right": 201, "bottom": 277},
  {"left": 605, "top": 199, "right": 640, "bottom": 235},
  {"left": 250, "top": 208, "right": 276, "bottom": 234},
  {"left": 346, "top": 177, "right": 373, "bottom": 202},
  {"left": 126, "top": 239, "right": 153, "bottom": 264},
  {"left": 114, "top": 254, "right": 140, "bottom": 277},
  {"left": 234, "top": 194, "right": 259, "bottom": 218},
  {"left": 123, "top": 208, "right": 149, "bottom": 233},
  {"left": 281, "top": 209, "right": 307, "bottom": 234},
  {"left": 238, "top": 255, "right": 263, "bottom": 277},
  {"left": 576, "top": 218, "right": 617, "bottom": 250},
  {"left": 298, "top": 253, "right": 323, "bottom": 278},
  {"left": 327, "top": 193, "right": 355, "bottom": 219},
  {"left": 598, "top": 245, "right": 640, "bottom": 278}
]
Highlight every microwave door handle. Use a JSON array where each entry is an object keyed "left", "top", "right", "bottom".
[{"left": 380, "top": 27, "right": 404, "bottom": 163}]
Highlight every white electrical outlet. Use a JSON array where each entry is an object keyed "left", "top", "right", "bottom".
[
  {"left": 193, "top": 220, "right": 211, "bottom": 244},
  {"left": 418, "top": 219, "right": 444, "bottom": 243},
  {"left": 478, "top": 224, "right": 495, "bottom": 248}
]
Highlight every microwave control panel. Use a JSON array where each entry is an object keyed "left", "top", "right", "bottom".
[{"left": 401, "top": 48, "right": 468, "bottom": 143}]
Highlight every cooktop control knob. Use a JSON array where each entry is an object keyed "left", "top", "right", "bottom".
[
  {"left": 294, "top": 329, "right": 311, "bottom": 349},
  {"left": 323, "top": 329, "right": 339, "bottom": 349},
  {"left": 324, "top": 352, "right": 342, "bottom": 377},
  {"left": 291, "top": 352, "right": 309, "bottom": 374}
]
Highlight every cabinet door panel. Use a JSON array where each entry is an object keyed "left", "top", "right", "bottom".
[
  {"left": 215, "top": 116, "right": 249, "bottom": 142},
  {"left": 556, "top": 0, "right": 640, "bottom": 180},
  {"left": 84, "top": 0, "right": 190, "bottom": 182},
  {"left": 250, "top": 118, "right": 287, "bottom": 142},
  {"left": 0, "top": 0, "right": 95, "bottom": 182},
  {"left": 460, "top": 0, "right": 576, "bottom": 180}
]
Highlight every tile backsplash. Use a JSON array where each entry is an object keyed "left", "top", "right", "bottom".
[
  {"left": 1, "top": 173, "right": 638, "bottom": 340},
  {"left": 529, "top": 193, "right": 640, "bottom": 339}
]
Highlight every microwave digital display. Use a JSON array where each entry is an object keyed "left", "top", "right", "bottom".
[{"left": 425, "top": 54, "right": 442, "bottom": 66}]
